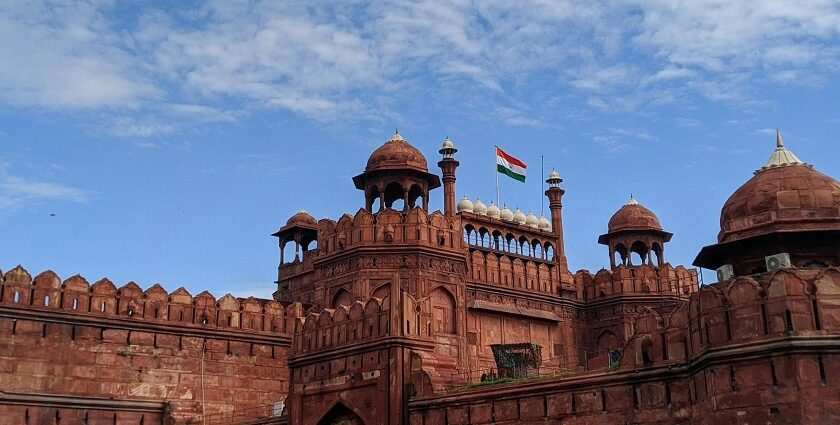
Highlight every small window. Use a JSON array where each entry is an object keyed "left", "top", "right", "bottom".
[
  {"left": 13, "top": 291, "right": 20, "bottom": 303},
  {"left": 44, "top": 295, "right": 50, "bottom": 306},
  {"left": 71, "top": 298, "right": 78, "bottom": 310},
  {"left": 127, "top": 308, "right": 134, "bottom": 317},
  {"left": 100, "top": 301, "right": 107, "bottom": 312}
]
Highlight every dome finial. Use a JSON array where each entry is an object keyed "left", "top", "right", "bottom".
[
  {"left": 626, "top": 194, "right": 638, "bottom": 206},
  {"left": 389, "top": 128, "right": 404, "bottom": 142},
  {"left": 758, "top": 129, "right": 808, "bottom": 173}
]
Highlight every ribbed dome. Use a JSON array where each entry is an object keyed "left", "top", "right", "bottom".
[
  {"left": 526, "top": 211, "right": 539, "bottom": 228},
  {"left": 487, "top": 201, "right": 501, "bottom": 219},
  {"left": 500, "top": 205, "right": 513, "bottom": 221},
  {"left": 286, "top": 210, "right": 317, "bottom": 228},
  {"left": 607, "top": 196, "right": 662, "bottom": 233},
  {"left": 512, "top": 208, "right": 527, "bottom": 225},
  {"left": 457, "top": 196, "right": 474, "bottom": 213},
  {"left": 473, "top": 198, "right": 488, "bottom": 215},
  {"left": 538, "top": 215, "right": 551, "bottom": 231},
  {"left": 719, "top": 164, "right": 840, "bottom": 243},
  {"left": 365, "top": 131, "right": 429, "bottom": 173}
]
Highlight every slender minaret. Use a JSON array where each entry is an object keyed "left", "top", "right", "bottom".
[
  {"left": 545, "top": 169, "right": 568, "bottom": 267},
  {"left": 438, "top": 137, "right": 459, "bottom": 217}
]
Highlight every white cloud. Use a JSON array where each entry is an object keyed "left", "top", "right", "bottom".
[
  {"left": 106, "top": 116, "right": 176, "bottom": 138},
  {"left": 1, "top": 0, "right": 840, "bottom": 134},
  {"left": 0, "top": 161, "right": 91, "bottom": 209},
  {"left": 0, "top": 0, "right": 159, "bottom": 109},
  {"left": 631, "top": 0, "right": 840, "bottom": 99}
]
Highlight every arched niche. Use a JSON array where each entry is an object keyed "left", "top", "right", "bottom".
[
  {"left": 332, "top": 289, "right": 353, "bottom": 309},
  {"left": 430, "top": 286, "right": 456, "bottom": 334}
]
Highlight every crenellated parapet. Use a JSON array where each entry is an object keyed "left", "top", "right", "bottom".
[
  {"left": 574, "top": 263, "right": 698, "bottom": 301},
  {"left": 314, "top": 208, "right": 461, "bottom": 256},
  {"left": 611, "top": 267, "right": 840, "bottom": 370},
  {"left": 292, "top": 297, "right": 391, "bottom": 355},
  {"left": 0, "top": 265, "right": 303, "bottom": 336},
  {"left": 467, "top": 249, "right": 557, "bottom": 294}
]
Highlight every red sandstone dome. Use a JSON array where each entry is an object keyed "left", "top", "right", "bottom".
[
  {"left": 285, "top": 210, "right": 317, "bottom": 228},
  {"left": 365, "top": 131, "right": 429, "bottom": 173},
  {"left": 607, "top": 196, "right": 663, "bottom": 233},
  {"left": 718, "top": 163, "right": 840, "bottom": 243}
]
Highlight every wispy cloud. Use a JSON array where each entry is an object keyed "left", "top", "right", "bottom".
[
  {"left": 0, "top": 161, "right": 91, "bottom": 209},
  {"left": 0, "top": 1, "right": 160, "bottom": 109},
  {"left": 1, "top": 0, "right": 840, "bottom": 136}
]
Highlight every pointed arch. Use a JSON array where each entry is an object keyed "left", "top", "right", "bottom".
[
  {"left": 430, "top": 286, "right": 456, "bottom": 334},
  {"left": 317, "top": 402, "right": 365, "bottom": 425},
  {"left": 332, "top": 288, "right": 353, "bottom": 309},
  {"left": 596, "top": 329, "right": 620, "bottom": 353}
]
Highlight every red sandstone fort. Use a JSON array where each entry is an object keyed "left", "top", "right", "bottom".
[{"left": 1, "top": 131, "right": 839, "bottom": 424}]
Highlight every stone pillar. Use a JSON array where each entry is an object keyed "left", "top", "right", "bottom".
[
  {"left": 379, "top": 188, "right": 385, "bottom": 211},
  {"left": 438, "top": 158, "right": 460, "bottom": 216}
]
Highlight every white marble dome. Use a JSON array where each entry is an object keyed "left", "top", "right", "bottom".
[
  {"left": 512, "top": 208, "right": 527, "bottom": 225},
  {"left": 526, "top": 211, "right": 539, "bottom": 228},
  {"left": 457, "top": 195, "right": 474, "bottom": 213},
  {"left": 473, "top": 198, "right": 487, "bottom": 215},
  {"left": 486, "top": 201, "right": 501, "bottom": 219},
  {"left": 538, "top": 215, "right": 551, "bottom": 231},
  {"left": 500, "top": 204, "right": 514, "bottom": 221}
]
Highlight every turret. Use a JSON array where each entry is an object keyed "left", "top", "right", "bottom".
[
  {"left": 598, "top": 196, "right": 672, "bottom": 268},
  {"left": 353, "top": 131, "right": 441, "bottom": 212},
  {"left": 544, "top": 169, "right": 568, "bottom": 267},
  {"left": 438, "top": 137, "right": 459, "bottom": 216}
]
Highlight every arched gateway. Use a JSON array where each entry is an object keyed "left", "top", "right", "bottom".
[{"left": 317, "top": 403, "right": 365, "bottom": 425}]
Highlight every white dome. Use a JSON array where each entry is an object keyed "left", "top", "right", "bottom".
[
  {"left": 526, "top": 211, "right": 539, "bottom": 228},
  {"left": 547, "top": 169, "right": 561, "bottom": 180},
  {"left": 473, "top": 197, "right": 487, "bottom": 215},
  {"left": 512, "top": 208, "right": 527, "bottom": 225},
  {"left": 457, "top": 195, "right": 474, "bottom": 213},
  {"left": 500, "top": 204, "right": 514, "bottom": 221},
  {"left": 538, "top": 215, "right": 551, "bottom": 231},
  {"left": 441, "top": 137, "right": 455, "bottom": 150},
  {"left": 486, "top": 201, "right": 501, "bottom": 218}
]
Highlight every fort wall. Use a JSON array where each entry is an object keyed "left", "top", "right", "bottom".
[
  {"left": 408, "top": 267, "right": 840, "bottom": 424},
  {"left": 0, "top": 266, "right": 302, "bottom": 424}
]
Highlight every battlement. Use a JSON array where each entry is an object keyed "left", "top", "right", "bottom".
[
  {"left": 574, "top": 263, "right": 698, "bottom": 301},
  {"left": 0, "top": 265, "right": 303, "bottom": 336},
  {"left": 315, "top": 208, "right": 461, "bottom": 255},
  {"left": 292, "top": 297, "right": 391, "bottom": 355},
  {"left": 466, "top": 249, "right": 559, "bottom": 295},
  {"left": 609, "top": 267, "right": 840, "bottom": 370}
]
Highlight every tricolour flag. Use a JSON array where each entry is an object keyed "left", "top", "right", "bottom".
[{"left": 496, "top": 146, "right": 527, "bottom": 182}]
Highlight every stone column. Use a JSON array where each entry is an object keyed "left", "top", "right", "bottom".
[
  {"left": 545, "top": 186, "right": 568, "bottom": 267},
  {"left": 438, "top": 158, "right": 460, "bottom": 216}
]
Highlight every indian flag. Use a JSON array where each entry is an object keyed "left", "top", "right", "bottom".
[{"left": 496, "top": 146, "right": 527, "bottom": 182}]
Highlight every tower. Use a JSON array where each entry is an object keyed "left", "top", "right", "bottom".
[
  {"left": 437, "top": 137, "right": 459, "bottom": 217},
  {"left": 272, "top": 210, "right": 318, "bottom": 295},
  {"left": 598, "top": 196, "right": 672, "bottom": 268},
  {"left": 352, "top": 131, "right": 441, "bottom": 212},
  {"left": 694, "top": 131, "right": 840, "bottom": 277},
  {"left": 545, "top": 169, "right": 568, "bottom": 267}
]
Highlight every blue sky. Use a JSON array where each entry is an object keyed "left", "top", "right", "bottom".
[{"left": 2, "top": 0, "right": 840, "bottom": 298}]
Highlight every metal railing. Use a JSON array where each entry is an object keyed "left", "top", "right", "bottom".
[{"left": 443, "top": 348, "right": 620, "bottom": 391}]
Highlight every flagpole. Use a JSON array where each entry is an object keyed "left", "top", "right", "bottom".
[
  {"left": 495, "top": 145, "right": 500, "bottom": 206},
  {"left": 541, "top": 155, "right": 544, "bottom": 216}
]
